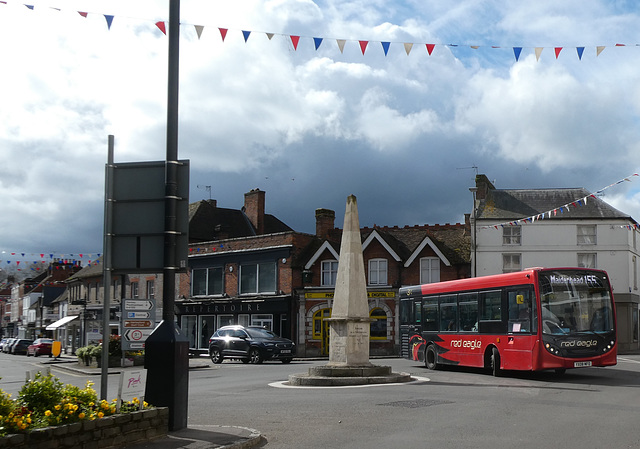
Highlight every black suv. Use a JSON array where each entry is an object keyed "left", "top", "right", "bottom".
[{"left": 208, "top": 325, "right": 295, "bottom": 364}]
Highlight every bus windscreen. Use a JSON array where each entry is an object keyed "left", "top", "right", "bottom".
[{"left": 538, "top": 270, "right": 614, "bottom": 336}]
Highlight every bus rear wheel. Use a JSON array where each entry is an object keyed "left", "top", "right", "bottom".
[
  {"left": 425, "top": 345, "right": 439, "bottom": 370},
  {"left": 491, "top": 347, "right": 502, "bottom": 377}
]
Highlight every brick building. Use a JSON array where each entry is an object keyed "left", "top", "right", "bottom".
[{"left": 181, "top": 189, "right": 471, "bottom": 357}]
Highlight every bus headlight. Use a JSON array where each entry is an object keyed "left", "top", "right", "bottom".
[{"left": 545, "top": 343, "right": 560, "bottom": 355}]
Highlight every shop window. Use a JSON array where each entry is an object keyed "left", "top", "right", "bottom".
[
  {"left": 370, "top": 308, "right": 387, "bottom": 339},
  {"left": 313, "top": 308, "right": 331, "bottom": 339},
  {"left": 251, "top": 314, "right": 273, "bottom": 331}
]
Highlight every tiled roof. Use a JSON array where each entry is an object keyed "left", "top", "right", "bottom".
[
  {"left": 189, "top": 199, "right": 292, "bottom": 243},
  {"left": 477, "top": 188, "right": 633, "bottom": 222}
]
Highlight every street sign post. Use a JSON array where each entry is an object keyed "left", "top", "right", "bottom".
[{"left": 121, "top": 298, "right": 156, "bottom": 351}]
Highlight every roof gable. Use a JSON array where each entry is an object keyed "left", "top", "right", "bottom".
[
  {"left": 404, "top": 236, "right": 451, "bottom": 268},
  {"left": 362, "top": 229, "right": 401, "bottom": 262},
  {"left": 304, "top": 241, "right": 340, "bottom": 270}
]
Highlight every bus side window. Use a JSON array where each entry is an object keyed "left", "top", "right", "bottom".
[
  {"left": 480, "top": 290, "right": 502, "bottom": 321},
  {"left": 507, "top": 288, "right": 534, "bottom": 333},
  {"left": 459, "top": 292, "right": 478, "bottom": 332},
  {"left": 440, "top": 294, "right": 457, "bottom": 332},
  {"left": 423, "top": 298, "right": 438, "bottom": 332}
]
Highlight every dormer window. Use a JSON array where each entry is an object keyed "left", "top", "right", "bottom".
[
  {"left": 368, "top": 258, "right": 388, "bottom": 286},
  {"left": 321, "top": 260, "right": 338, "bottom": 287}
]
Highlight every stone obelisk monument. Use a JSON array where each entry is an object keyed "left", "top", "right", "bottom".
[
  {"left": 326, "top": 194, "right": 372, "bottom": 367},
  {"left": 288, "top": 195, "right": 412, "bottom": 386}
]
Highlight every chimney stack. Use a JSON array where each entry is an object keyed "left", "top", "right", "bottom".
[
  {"left": 315, "top": 208, "right": 335, "bottom": 238},
  {"left": 475, "top": 174, "right": 495, "bottom": 200},
  {"left": 244, "top": 189, "right": 266, "bottom": 234}
]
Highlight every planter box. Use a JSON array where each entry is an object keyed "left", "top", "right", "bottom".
[{"left": 0, "top": 407, "right": 168, "bottom": 449}]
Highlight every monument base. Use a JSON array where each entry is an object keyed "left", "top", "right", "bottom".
[{"left": 288, "top": 364, "right": 413, "bottom": 386}]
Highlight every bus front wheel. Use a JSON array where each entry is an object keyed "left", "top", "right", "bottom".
[{"left": 425, "top": 345, "right": 439, "bottom": 370}]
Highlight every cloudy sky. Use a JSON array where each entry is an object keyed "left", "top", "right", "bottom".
[{"left": 1, "top": 0, "right": 640, "bottom": 265}]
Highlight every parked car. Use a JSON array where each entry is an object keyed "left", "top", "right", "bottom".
[
  {"left": 209, "top": 325, "right": 295, "bottom": 364},
  {"left": 2, "top": 338, "right": 16, "bottom": 353},
  {"left": 10, "top": 339, "right": 33, "bottom": 355},
  {"left": 0, "top": 338, "right": 9, "bottom": 352},
  {"left": 27, "top": 338, "right": 54, "bottom": 357}
]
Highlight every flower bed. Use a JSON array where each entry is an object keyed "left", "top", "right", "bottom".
[{"left": 0, "top": 372, "right": 167, "bottom": 448}]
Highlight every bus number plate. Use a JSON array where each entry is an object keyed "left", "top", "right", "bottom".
[{"left": 574, "top": 361, "right": 592, "bottom": 368}]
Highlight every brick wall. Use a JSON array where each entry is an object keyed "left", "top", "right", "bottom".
[{"left": 0, "top": 407, "right": 169, "bottom": 449}]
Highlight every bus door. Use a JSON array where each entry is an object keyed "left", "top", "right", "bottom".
[
  {"left": 503, "top": 286, "right": 537, "bottom": 370},
  {"left": 400, "top": 296, "right": 423, "bottom": 360}
]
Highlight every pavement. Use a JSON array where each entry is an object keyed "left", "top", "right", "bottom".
[{"left": 37, "top": 354, "right": 266, "bottom": 449}]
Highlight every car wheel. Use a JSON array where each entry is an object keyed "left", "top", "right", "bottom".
[
  {"left": 26, "top": 351, "right": 32, "bottom": 357},
  {"left": 210, "top": 348, "right": 223, "bottom": 364},
  {"left": 281, "top": 358, "right": 292, "bottom": 364},
  {"left": 249, "top": 348, "right": 263, "bottom": 364}
]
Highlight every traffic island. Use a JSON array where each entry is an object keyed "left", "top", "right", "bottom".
[
  {"left": 289, "top": 365, "right": 413, "bottom": 386},
  {"left": 0, "top": 407, "right": 169, "bottom": 449}
]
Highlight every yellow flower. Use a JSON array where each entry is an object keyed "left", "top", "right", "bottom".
[
  {"left": 97, "top": 412, "right": 104, "bottom": 418},
  {"left": 55, "top": 405, "right": 61, "bottom": 411},
  {"left": 78, "top": 413, "right": 86, "bottom": 419}
]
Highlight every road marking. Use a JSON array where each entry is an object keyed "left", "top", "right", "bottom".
[
  {"left": 269, "top": 376, "right": 430, "bottom": 389},
  {"left": 617, "top": 357, "right": 640, "bottom": 364}
]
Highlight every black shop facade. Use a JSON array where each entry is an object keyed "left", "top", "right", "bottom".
[{"left": 175, "top": 295, "right": 294, "bottom": 354}]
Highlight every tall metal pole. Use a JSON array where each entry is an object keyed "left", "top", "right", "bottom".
[
  {"left": 144, "top": 0, "right": 189, "bottom": 431},
  {"left": 101, "top": 135, "right": 114, "bottom": 400}
]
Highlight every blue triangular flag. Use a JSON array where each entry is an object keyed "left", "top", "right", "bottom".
[
  {"left": 314, "top": 37, "right": 323, "bottom": 50},
  {"left": 513, "top": 47, "right": 522, "bottom": 61},
  {"left": 242, "top": 30, "right": 251, "bottom": 42},
  {"left": 104, "top": 15, "right": 114, "bottom": 30},
  {"left": 381, "top": 41, "right": 390, "bottom": 56},
  {"left": 577, "top": 47, "right": 585, "bottom": 60}
]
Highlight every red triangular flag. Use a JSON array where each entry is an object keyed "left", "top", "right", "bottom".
[
  {"left": 426, "top": 44, "right": 435, "bottom": 55},
  {"left": 554, "top": 47, "right": 562, "bottom": 59},
  {"left": 290, "top": 35, "right": 300, "bottom": 50},
  {"left": 156, "top": 21, "right": 167, "bottom": 35},
  {"left": 359, "top": 40, "right": 368, "bottom": 55},
  {"left": 219, "top": 28, "right": 228, "bottom": 41},
  {"left": 78, "top": 11, "right": 88, "bottom": 18}
]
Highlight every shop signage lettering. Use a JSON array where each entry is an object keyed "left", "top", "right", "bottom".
[
  {"left": 181, "top": 303, "right": 261, "bottom": 314},
  {"left": 305, "top": 291, "right": 395, "bottom": 299}
]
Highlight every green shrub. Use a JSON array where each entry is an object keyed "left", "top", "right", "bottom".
[{"left": 17, "top": 372, "right": 63, "bottom": 418}]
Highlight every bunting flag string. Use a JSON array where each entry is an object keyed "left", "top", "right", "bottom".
[
  {"left": 1, "top": 1, "right": 640, "bottom": 63},
  {"left": 480, "top": 174, "right": 640, "bottom": 230},
  {"left": 0, "top": 251, "right": 102, "bottom": 271}
]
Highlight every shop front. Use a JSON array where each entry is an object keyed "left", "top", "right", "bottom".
[{"left": 176, "top": 295, "right": 294, "bottom": 355}]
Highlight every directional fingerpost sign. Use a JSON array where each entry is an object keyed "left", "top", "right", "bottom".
[{"left": 122, "top": 298, "right": 157, "bottom": 350}]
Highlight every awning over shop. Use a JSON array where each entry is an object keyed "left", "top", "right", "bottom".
[{"left": 45, "top": 315, "right": 79, "bottom": 330}]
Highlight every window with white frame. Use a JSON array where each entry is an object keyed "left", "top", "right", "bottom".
[
  {"left": 130, "top": 281, "right": 139, "bottom": 298},
  {"left": 240, "top": 262, "right": 276, "bottom": 294},
  {"left": 503, "top": 226, "right": 521, "bottom": 245},
  {"left": 577, "top": 253, "right": 597, "bottom": 269},
  {"left": 251, "top": 314, "right": 274, "bottom": 331},
  {"left": 420, "top": 257, "right": 440, "bottom": 284},
  {"left": 321, "top": 260, "right": 339, "bottom": 286},
  {"left": 577, "top": 225, "right": 597, "bottom": 245},
  {"left": 368, "top": 258, "right": 388, "bottom": 286},
  {"left": 503, "top": 253, "right": 521, "bottom": 273},
  {"left": 146, "top": 280, "right": 155, "bottom": 299},
  {"left": 192, "top": 267, "right": 224, "bottom": 296}
]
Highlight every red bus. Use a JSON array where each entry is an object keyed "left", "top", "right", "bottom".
[{"left": 399, "top": 268, "right": 617, "bottom": 376}]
